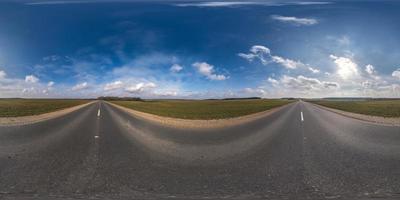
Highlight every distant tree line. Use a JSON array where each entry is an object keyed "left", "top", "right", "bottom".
[
  {"left": 205, "top": 97, "right": 262, "bottom": 100},
  {"left": 97, "top": 96, "right": 143, "bottom": 101}
]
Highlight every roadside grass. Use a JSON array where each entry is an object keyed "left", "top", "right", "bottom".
[
  {"left": 310, "top": 100, "right": 400, "bottom": 118},
  {"left": 110, "top": 99, "right": 294, "bottom": 120},
  {"left": 0, "top": 99, "right": 91, "bottom": 117}
]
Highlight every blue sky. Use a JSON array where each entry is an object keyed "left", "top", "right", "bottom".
[{"left": 0, "top": 0, "right": 399, "bottom": 98}]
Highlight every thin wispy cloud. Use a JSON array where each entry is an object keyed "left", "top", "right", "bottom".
[
  {"left": 175, "top": 2, "right": 262, "bottom": 7},
  {"left": 26, "top": 1, "right": 99, "bottom": 5},
  {"left": 271, "top": 15, "right": 318, "bottom": 26},
  {"left": 175, "top": 1, "right": 331, "bottom": 7},
  {"left": 238, "top": 45, "right": 308, "bottom": 69}
]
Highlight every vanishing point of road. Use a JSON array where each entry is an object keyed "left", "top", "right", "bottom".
[{"left": 0, "top": 101, "right": 399, "bottom": 200}]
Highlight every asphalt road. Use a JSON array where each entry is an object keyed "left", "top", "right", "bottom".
[{"left": 0, "top": 101, "right": 399, "bottom": 200}]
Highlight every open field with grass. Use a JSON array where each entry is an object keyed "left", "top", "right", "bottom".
[
  {"left": 110, "top": 99, "right": 294, "bottom": 120},
  {"left": 0, "top": 99, "right": 91, "bottom": 117},
  {"left": 310, "top": 100, "right": 400, "bottom": 118}
]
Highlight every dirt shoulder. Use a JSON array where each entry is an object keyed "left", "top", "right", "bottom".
[
  {"left": 107, "top": 101, "right": 293, "bottom": 129},
  {"left": 312, "top": 103, "right": 400, "bottom": 126},
  {"left": 0, "top": 101, "right": 94, "bottom": 126}
]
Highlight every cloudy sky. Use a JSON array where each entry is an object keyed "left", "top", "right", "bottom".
[{"left": 0, "top": 0, "right": 399, "bottom": 98}]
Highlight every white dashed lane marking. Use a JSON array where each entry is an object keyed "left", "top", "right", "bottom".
[{"left": 300, "top": 111, "right": 304, "bottom": 122}]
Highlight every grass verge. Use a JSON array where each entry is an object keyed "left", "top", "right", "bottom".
[
  {"left": 0, "top": 99, "right": 91, "bottom": 117},
  {"left": 310, "top": 100, "right": 400, "bottom": 118},
  {"left": 109, "top": 99, "right": 293, "bottom": 120}
]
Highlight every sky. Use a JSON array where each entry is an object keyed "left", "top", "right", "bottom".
[{"left": 0, "top": 0, "right": 400, "bottom": 99}]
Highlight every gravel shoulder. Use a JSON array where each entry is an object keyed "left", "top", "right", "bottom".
[
  {"left": 311, "top": 103, "right": 400, "bottom": 126},
  {"left": 0, "top": 101, "right": 95, "bottom": 126},
  {"left": 107, "top": 101, "right": 293, "bottom": 129}
]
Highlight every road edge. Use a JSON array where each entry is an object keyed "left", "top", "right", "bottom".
[
  {"left": 0, "top": 101, "right": 95, "bottom": 126},
  {"left": 106, "top": 101, "right": 294, "bottom": 129},
  {"left": 310, "top": 102, "right": 400, "bottom": 126}
]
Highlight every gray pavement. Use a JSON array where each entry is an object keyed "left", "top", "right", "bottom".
[{"left": 0, "top": 101, "right": 399, "bottom": 200}]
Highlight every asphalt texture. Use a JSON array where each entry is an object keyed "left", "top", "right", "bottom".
[{"left": 0, "top": 101, "right": 399, "bottom": 200}]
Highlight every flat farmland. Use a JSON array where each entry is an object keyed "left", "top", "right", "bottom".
[
  {"left": 310, "top": 100, "right": 400, "bottom": 118},
  {"left": 110, "top": 99, "right": 294, "bottom": 120},
  {"left": 0, "top": 99, "right": 91, "bottom": 117}
]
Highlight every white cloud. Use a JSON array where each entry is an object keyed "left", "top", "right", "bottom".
[
  {"left": 170, "top": 64, "right": 183, "bottom": 73},
  {"left": 271, "top": 15, "right": 318, "bottom": 26},
  {"left": 125, "top": 82, "right": 157, "bottom": 93},
  {"left": 271, "top": 56, "right": 304, "bottom": 69},
  {"left": 278, "top": 75, "right": 339, "bottom": 91},
  {"left": 365, "top": 64, "right": 375, "bottom": 75},
  {"left": 104, "top": 80, "right": 123, "bottom": 91},
  {"left": 263, "top": 74, "right": 341, "bottom": 97},
  {"left": 393, "top": 69, "right": 400, "bottom": 79},
  {"left": 267, "top": 77, "right": 279, "bottom": 84},
  {"left": 175, "top": 2, "right": 260, "bottom": 7},
  {"left": 47, "top": 81, "right": 54, "bottom": 87},
  {"left": 175, "top": 1, "right": 331, "bottom": 7},
  {"left": 26, "top": 1, "right": 94, "bottom": 5},
  {"left": 25, "top": 75, "right": 39, "bottom": 83},
  {"left": 72, "top": 82, "right": 89, "bottom": 91},
  {"left": 0, "top": 70, "right": 6, "bottom": 79},
  {"left": 329, "top": 55, "right": 359, "bottom": 80},
  {"left": 241, "top": 87, "right": 267, "bottom": 97},
  {"left": 192, "top": 62, "right": 228, "bottom": 81},
  {"left": 238, "top": 45, "right": 271, "bottom": 64},
  {"left": 308, "top": 67, "right": 320, "bottom": 73},
  {"left": 239, "top": 45, "right": 308, "bottom": 69}
]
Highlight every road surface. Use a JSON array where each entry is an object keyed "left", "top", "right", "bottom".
[{"left": 0, "top": 101, "right": 399, "bottom": 200}]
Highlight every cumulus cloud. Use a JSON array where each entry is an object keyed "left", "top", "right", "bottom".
[
  {"left": 308, "top": 67, "right": 320, "bottom": 73},
  {"left": 192, "top": 62, "right": 228, "bottom": 80},
  {"left": 241, "top": 87, "right": 267, "bottom": 97},
  {"left": 238, "top": 45, "right": 308, "bottom": 69},
  {"left": 365, "top": 64, "right": 374, "bottom": 75},
  {"left": 275, "top": 75, "right": 340, "bottom": 91},
  {"left": 104, "top": 80, "right": 123, "bottom": 91},
  {"left": 170, "top": 64, "right": 183, "bottom": 73},
  {"left": 25, "top": 75, "right": 39, "bottom": 83},
  {"left": 271, "top": 15, "right": 318, "bottom": 26},
  {"left": 47, "top": 81, "right": 54, "bottom": 87},
  {"left": 238, "top": 45, "right": 271, "bottom": 64},
  {"left": 125, "top": 82, "right": 156, "bottom": 93},
  {"left": 329, "top": 55, "right": 359, "bottom": 80},
  {"left": 0, "top": 70, "right": 6, "bottom": 79},
  {"left": 262, "top": 74, "right": 344, "bottom": 97},
  {"left": 72, "top": 82, "right": 89, "bottom": 91},
  {"left": 392, "top": 69, "right": 400, "bottom": 79},
  {"left": 267, "top": 77, "right": 279, "bottom": 84}
]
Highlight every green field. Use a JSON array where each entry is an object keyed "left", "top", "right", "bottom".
[
  {"left": 0, "top": 99, "right": 91, "bottom": 117},
  {"left": 110, "top": 99, "right": 294, "bottom": 120},
  {"left": 310, "top": 100, "right": 400, "bottom": 118}
]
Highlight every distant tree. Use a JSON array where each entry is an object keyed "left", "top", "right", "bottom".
[{"left": 97, "top": 96, "right": 143, "bottom": 101}]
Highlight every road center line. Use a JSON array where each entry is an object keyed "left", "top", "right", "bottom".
[
  {"left": 300, "top": 111, "right": 304, "bottom": 122},
  {"left": 97, "top": 109, "right": 101, "bottom": 117}
]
